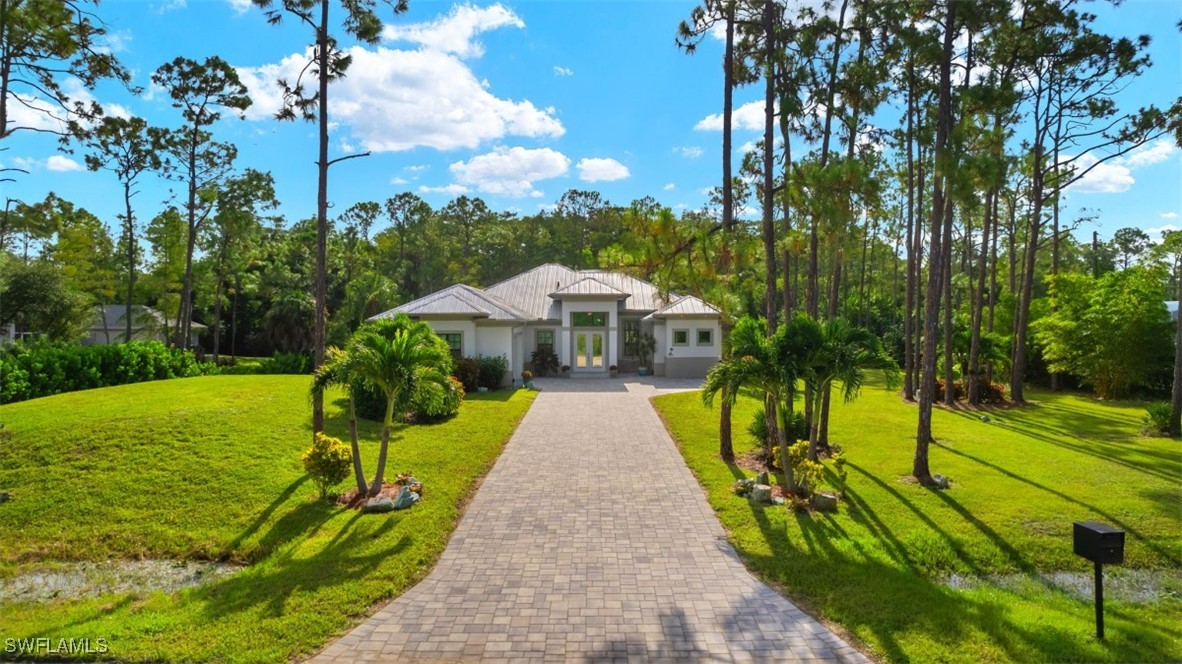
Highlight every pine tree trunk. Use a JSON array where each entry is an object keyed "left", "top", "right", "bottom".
[
  {"left": 761, "top": 0, "right": 777, "bottom": 333},
  {"left": 311, "top": 0, "right": 330, "bottom": 436},
  {"left": 942, "top": 201, "right": 955, "bottom": 406},
  {"left": 915, "top": 0, "right": 957, "bottom": 483},
  {"left": 967, "top": 186, "right": 996, "bottom": 404},
  {"left": 123, "top": 183, "right": 136, "bottom": 343}
]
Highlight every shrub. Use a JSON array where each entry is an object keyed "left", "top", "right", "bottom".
[
  {"left": 748, "top": 406, "right": 808, "bottom": 451},
  {"left": 415, "top": 376, "right": 464, "bottom": 422},
  {"left": 980, "top": 381, "right": 1007, "bottom": 404},
  {"left": 932, "top": 378, "right": 966, "bottom": 401},
  {"left": 258, "top": 352, "right": 312, "bottom": 374},
  {"left": 302, "top": 433, "right": 352, "bottom": 498},
  {"left": 1142, "top": 402, "right": 1172, "bottom": 436},
  {"left": 529, "top": 350, "right": 560, "bottom": 377},
  {"left": 521, "top": 370, "right": 533, "bottom": 381},
  {"left": 475, "top": 354, "right": 508, "bottom": 389},
  {"left": 452, "top": 357, "right": 480, "bottom": 393},
  {"left": 0, "top": 341, "right": 217, "bottom": 403}
]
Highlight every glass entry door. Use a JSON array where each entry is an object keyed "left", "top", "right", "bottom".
[{"left": 574, "top": 331, "right": 605, "bottom": 371}]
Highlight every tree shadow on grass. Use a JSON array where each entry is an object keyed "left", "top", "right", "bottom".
[
  {"left": 199, "top": 510, "right": 411, "bottom": 621},
  {"left": 734, "top": 502, "right": 1176, "bottom": 663},
  {"left": 946, "top": 407, "right": 1181, "bottom": 483},
  {"left": 224, "top": 475, "right": 312, "bottom": 560},
  {"left": 934, "top": 443, "right": 1178, "bottom": 564}
]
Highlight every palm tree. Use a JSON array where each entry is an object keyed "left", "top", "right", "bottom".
[
  {"left": 312, "top": 315, "right": 454, "bottom": 497},
  {"left": 792, "top": 315, "right": 899, "bottom": 461},
  {"left": 703, "top": 316, "right": 800, "bottom": 494}
]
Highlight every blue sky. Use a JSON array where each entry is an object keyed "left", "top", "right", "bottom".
[{"left": 3, "top": 0, "right": 1179, "bottom": 242}]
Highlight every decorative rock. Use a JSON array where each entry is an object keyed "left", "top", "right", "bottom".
[
  {"left": 749, "top": 484, "right": 773, "bottom": 504},
  {"left": 772, "top": 496, "right": 786, "bottom": 506},
  {"left": 812, "top": 492, "right": 839, "bottom": 512},
  {"left": 363, "top": 496, "right": 396, "bottom": 513},
  {"left": 932, "top": 474, "right": 951, "bottom": 489},
  {"left": 392, "top": 485, "right": 420, "bottom": 510},
  {"left": 755, "top": 471, "right": 770, "bottom": 486},
  {"left": 0, "top": 491, "right": 11, "bottom": 503},
  {"left": 525, "top": 381, "right": 536, "bottom": 390},
  {"left": 979, "top": 415, "right": 991, "bottom": 423}
]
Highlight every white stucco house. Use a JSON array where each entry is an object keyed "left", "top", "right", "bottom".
[{"left": 369, "top": 264, "right": 723, "bottom": 385}]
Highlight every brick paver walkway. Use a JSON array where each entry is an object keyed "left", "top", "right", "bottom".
[{"left": 313, "top": 378, "right": 868, "bottom": 663}]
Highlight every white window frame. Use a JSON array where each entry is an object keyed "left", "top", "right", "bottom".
[
  {"left": 672, "top": 329, "right": 689, "bottom": 346},
  {"left": 439, "top": 331, "right": 463, "bottom": 358}
]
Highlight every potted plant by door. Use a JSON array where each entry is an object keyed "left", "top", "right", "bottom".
[
  {"left": 561, "top": 365, "right": 571, "bottom": 378},
  {"left": 609, "top": 364, "right": 618, "bottom": 378},
  {"left": 636, "top": 333, "right": 656, "bottom": 377}
]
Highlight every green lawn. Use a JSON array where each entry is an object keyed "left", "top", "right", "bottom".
[
  {"left": 653, "top": 383, "right": 1182, "bottom": 663},
  {"left": 0, "top": 375, "right": 535, "bottom": 662}
]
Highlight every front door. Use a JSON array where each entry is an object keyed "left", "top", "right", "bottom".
[{"left": 573, "top": 330, "right": 605, "bottom": 372}]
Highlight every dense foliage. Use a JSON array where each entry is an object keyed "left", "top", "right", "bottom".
[
  {"left": 302, "top": 432, "right": 353, "bottom": 499},
  {"left": 0, "top": 341, "right": 216, "bottom": 403}
]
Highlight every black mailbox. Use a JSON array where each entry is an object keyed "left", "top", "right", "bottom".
[{"left": 1074, "top": 521, "right": 1124, "bottom": 565}]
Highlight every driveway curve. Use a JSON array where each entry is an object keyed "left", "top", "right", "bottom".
[{"left": 313, "top": 378, "right": 868, "bottom": 663}]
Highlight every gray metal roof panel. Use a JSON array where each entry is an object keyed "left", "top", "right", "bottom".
[
  {"left": 549, "top": 277, "right": 630, "bottom": 298},
  {"left": 374, "top": 284, "right": 528, "bottom": 322},
  {"left": 647, "top": 295, "right": 721, "bottom": 318}
]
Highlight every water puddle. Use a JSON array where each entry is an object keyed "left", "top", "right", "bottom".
[
  {"left": 0, "top": 560, "right": 244, "bottom": 604},
  {"left": 943, "top": 568, "right": 1182, "bottom": 604}
]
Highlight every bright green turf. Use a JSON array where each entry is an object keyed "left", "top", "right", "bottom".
[
  {"left": 653, "top": 382, "right": 1182, "bottom": 663},
  {"left": 0, "top": 375, "right": 535, "bottom": 662}
]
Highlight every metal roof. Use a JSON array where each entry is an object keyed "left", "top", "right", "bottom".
[
  {"left": 549, "top": 277, "right": 629, "bottom": 299},
  {"left": 485, "top": 263, "right": 579, "bottom": 320},
  {"left": 645, "top": 295, "right": 722, "bottom": 319},
  {"left": 92, "top": 304, "right": 207, "bottom": 330},
  {"left": 384, "top": 264, "right": 719, "bottom": 322},
  {"left": 373, "top": 284, "right": 529, "bottom": 322}
]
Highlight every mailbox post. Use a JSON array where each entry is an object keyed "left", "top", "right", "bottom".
[{"left": 1073, "top": 521, "right": 1125, "bottom": 640}]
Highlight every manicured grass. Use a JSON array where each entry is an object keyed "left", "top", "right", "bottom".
[
  {"left": 0, "top": 375, "right": 535, "bottom": 662},
  {"left": 653, "top": 383, "right": 1182, "bottom": 663}
]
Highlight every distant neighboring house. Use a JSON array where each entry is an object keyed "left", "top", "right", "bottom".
[
  {"left": 85, "top": 305, "right": 206, "bottom": 348},
  {"left": 369, "top": 263, "right": 723, "bottom": 385},
  {"left": 1168, "top": 301, "right": 1178, "bottom": 322}
]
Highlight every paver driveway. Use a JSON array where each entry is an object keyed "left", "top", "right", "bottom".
[{"left": 313, "top": 378, "right": 867, "bottom": 663}]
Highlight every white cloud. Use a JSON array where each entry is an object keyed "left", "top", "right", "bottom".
[
  {"left": 663, "top": 182, "right": 676, "bottom": 191},
  {"left": 694, "top": 100, "right": 773, "bottom": 131},
  {"left": 226, "top": 0, "right": 252, "bottom": 15},
  {"left": 154, "top": 0, "right": 186, "bottom": 14},
  {"left": 382, "top": 3, "right": 522, "bottom": 58},
  {"left": 553, "top": 66, "right": 573, "bottom": 77},
  {"left": 406, "top": 164, "right": 429, "bottom": 172},
  {"left": 1064, "top": 140, "right": 1177, "bottom": 195},
  {"left": 674, "top": 145, "right": 703, "bottom": 159},
  {"left": 1162, "top": 212, "right": 1179, "bottom": 220},
  {"left": 576, "top": 157, "right": 630, "bottom": 183},
  {"left": 1067, "top": 156, "right": 1134, "bottom": 193},
  {"left": 46, "top": 155, "right": 82, "bottom": 172},
  {"left": 1119, "top": 140, "right": 1177, "bottom": 169},
  {"left": 12, "top": 157, "right": 38, "bottom": 171},
  {"left": 450, "top": 146, "right": 570, "bottom": 198},
  {"left": 419, "top": 183, "right": 470, "bottom": 196},
  {"left": 739, "top": 140, "right": 758, "bottom": 154},
  {"left": 390, "top": 176, "right": 409, "bottom": 185},
  {"left": 1146, "top": 224, "right": 1180, "bottom": 241},
  {"left": 97, "top": 29, "right": 132, "bottom": 54},
  {"left": 237, "top": 9, "right": 564, "bottom": 153}
]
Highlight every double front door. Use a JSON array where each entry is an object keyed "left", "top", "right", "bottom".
[{"left": 573, "top": 330, "right": 605, "bottom": 371}]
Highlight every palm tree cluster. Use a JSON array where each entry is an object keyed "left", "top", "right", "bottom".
[
  {"left": 311, "top": 315, "right": 454, "bottom": 498},
  {"left": 703, "top": 315, "right": 898, "bottom": 495}
]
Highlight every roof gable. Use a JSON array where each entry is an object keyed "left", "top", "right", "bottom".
[
  {"left": 647, "top": 295, "right": 721, "bottom": 318},
  {"left": 549, "top": 277, "right": 629, "bottom": 299},
  {"left": 375, "top": 284, "right": 528, "bottom": 322}
]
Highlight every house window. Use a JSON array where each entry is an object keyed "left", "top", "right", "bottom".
[
  {"left": 572, "top": 312, "right": 607, "bottom": 327},
  {"left": 672, "top": 329, "right": 689, "bottom": 346},
  {"left": 623, "top": 320, "right": 640, "bottom": 357},
  {"left": 536, "top": 330, "right": 554, "bottom": 354},
  {"left": 697, "top": 329, "right": 713, "bottom": 346},
  {"left": 439, "top": 332, "right": 462, "bottom": 359}
]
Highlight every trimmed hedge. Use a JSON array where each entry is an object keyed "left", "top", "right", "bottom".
[{"left": 0, "top": 341, "right": 218, "bottom": 404}]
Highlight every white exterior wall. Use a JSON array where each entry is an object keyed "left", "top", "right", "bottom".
[
  {"left": 664, "top": 318, "right": 722, "bottom": 359},
  {"left": 423, "top": 319, "right": 478, "bottom": 358},
  {"left": 475, "top": 324, "right": 514, "bottom": 387},
  {"left": 652, "top": 321, "right": 667, "bottom": 371}
]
